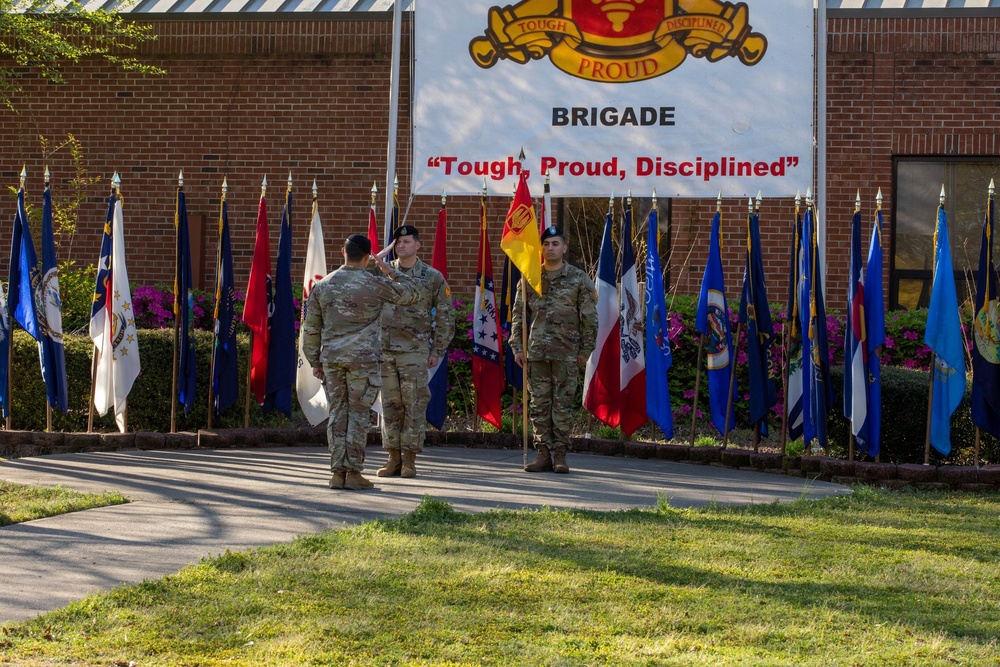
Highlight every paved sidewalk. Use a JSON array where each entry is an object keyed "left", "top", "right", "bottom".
[{"left": 0, "top": 446, "right": 850, "bottom": 622}]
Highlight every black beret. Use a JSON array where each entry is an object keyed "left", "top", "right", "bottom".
[
  {"left": 393, "top": 225, "right": 419, "bottom": 240},
  {"left": 540, "top": 225, "right": 564, "bottom": 241},
  {"left": 345, "top": 233, "right": 372, "bottom": 255}
]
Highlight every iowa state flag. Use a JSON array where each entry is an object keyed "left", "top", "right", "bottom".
[
  {"left": 644, "top": 207, "right": 673, "bottom": 439},
  {"left": 501, "top": 171, "right": 542, "bottom": 295},
  {"left": 244, "top": 194, "right": 272, "bottom": 405},
  {"left": 426, "top": 201, "right": 450, "bottom": 429},
  {"left": 264, "top": 188, "right": 295, "bottom": 417},
  {"left": 583, "top": 209, "right": 621, "bottom": 428},
  {"left": 174, "top": 185, "right": 197, "bottom": 416},
  {"left": 739, "top": 205, "right": 775, "bottom": 437},
  {"left": 213, "top": 194, "right": 239, "bottom": 417},
  {"left": 619, "top": 200, "right": 647, "bottom": 437},
  {"left": 925, "top": 203, "right": 966, "bottom": 456},
  {"left": 473, "top": 197, "right": 503, "bottom": 429},
  {"left": 39, "top": 183, "right": 68, "bottom": 412},
  {"left": 971, "top": 188, "right": 1000, "bottom": 439},
  {"left": 696, "top": 210, "right": 736, "bottom": 435}
]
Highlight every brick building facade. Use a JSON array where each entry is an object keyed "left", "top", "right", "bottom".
[{"left": 0, "top": 6, "right": 998, "bottom": 313}]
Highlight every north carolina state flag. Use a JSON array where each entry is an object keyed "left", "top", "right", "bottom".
[{"left": 501, "top": 172, "right": 542, "bottom": 295}]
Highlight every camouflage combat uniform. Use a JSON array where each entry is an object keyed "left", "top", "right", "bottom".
[
  {"left": 380, "top": 258, "right": 455, "bottom": 452},
  {"left": 511, "top": 262, "right": 597, "bottom": 452},
  {"left": 301, "top": 265, "right": 419, "bottom": 473}
]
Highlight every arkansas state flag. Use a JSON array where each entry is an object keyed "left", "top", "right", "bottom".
[
  {"left": 296, "top": 192, "right": 329, "bottom": 426},
  {"left": 244, "top": 194, "right": 272, "bottom": 405},
  {"left": 583, "top": 209, "right": 621, "bottom": 428},
  {"left": 426, "top": 202, "right": 450, "bottom": 429},
  {"left": 501, "top": 171, "right": 542, "bottom": 295},
  {"left": 473, "top": 197, "right": 503, "bottom": 429},
  {"left": 619, "top": 200, "right": 647, "bottom": 437}
]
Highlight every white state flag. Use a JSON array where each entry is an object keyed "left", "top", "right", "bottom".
[
  {"left": 93, "top": 198, "right": 140, "bottom": 432},
  {"left": 296, "top": 200, "right": 329, "bottom": 425}
]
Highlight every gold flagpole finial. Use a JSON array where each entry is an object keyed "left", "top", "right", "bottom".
[
  {"left": 747, "top": 197, "right": 754, "bottom": 215},
  {"left": 371, "top": 181, "right": 377, "bottom": 204},
  {"left": 441, "top": 190, "right": 447, "bottom": 206},
  {"left": 261, "top": 175, "right": 267, "bottom": 198},
  {"left": 876, "top": 187, "right": 882, "bottom": 210},
  {"left": 482, "top": 178, "right": 488, "bottom": 198},
  {"left": 795, "top": 190, "right": 801, "bottom": 209},
  {"left": 19, "top": 165, "right": 26, "bottom": 190},
  {"left": 44, "top": 165, "right": 50, "bottom": 188},
  {"left": 755, "top": 190, "right": 762, "bottom": 213},
  {"left": 939, "top": 184, "right": 946, "bottom": 206},
  {"left": 222, "top": 176, "right": 228, "bottom": 197},
  {"left": 178, "top": 170, "right": 184, "bottom": 188},
  {"left": 312, "top": 178, "right": 317, "bottom": 200},
  {"left": 716, "top": 191, "right": 722, "bottom": 212},
  {"left": 855, "top": 189, "right": 861, "bottom": 213},
  {"left": 394, "top": 173, "right": 399, "bottom": 196}
]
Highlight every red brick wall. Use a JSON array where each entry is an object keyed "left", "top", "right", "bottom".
[{"left": 0, "top": 14, "right": 998, "bottom": 309}]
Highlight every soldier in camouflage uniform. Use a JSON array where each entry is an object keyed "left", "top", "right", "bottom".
[
  {"left": 511, "top": 225, "right": 597, "bottom": 474},
  {"left": 378, "top": 225, "right": 455, "bottom": 478},
  {"left": 301, "top": 234, "right": 420, "bottom": 490}
]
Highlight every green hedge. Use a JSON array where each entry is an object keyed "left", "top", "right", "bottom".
[{"left": 8, "top": 330, "right": 278, "bottom": 433}]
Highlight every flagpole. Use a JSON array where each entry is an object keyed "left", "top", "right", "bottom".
[
  {"left": 383, "top": 0, "right": 402, "bottom": 239},
  {"left": 924, "top": 185, "right": 945, "bottom": 466},
  {"left": 723, "top": 197, "right": 752, "bottom": 449},
  {"left": 43, "top": 167, "right": 54, "bottom": 433},
  {"left": 510, "top": 173, "right": 530, "bottom": 467},
  {"left": 207, "top": 178, "right": 227, "bottom": 430},
  {"left": 849, "top": 191, "right": 860, "bottom": 462},
  {"left": 170, "top": 171, "right": 183, "bottom": 433},
  {"left": 7, "top": 167, "right": 26, "bottom": 431},
  {"left": 874, "top": 188, "right": 883, "bottom": 463},
  {"left": 690, "top": 193, "right": 720, "bottom": 446},
  {"left": 116, "top": 174, "right": 129, "bottom": 432},
  {"left": 245, "top": 177, "right": 266, "bottom": 428},
  {"left": 89, "top": 175, "right": 116, "bottom": 434},
  {"left": 752, "top": 192, "right": 763, "bottom": 452},
  {"left": 975, "top": 181, "right": 994, "bottom": 469}
]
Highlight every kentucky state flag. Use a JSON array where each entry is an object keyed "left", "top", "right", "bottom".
[
  {"left": 644, "top": 207, "right": 673, "bottom": 439},
  {"left": 971, "top": 189, "right": 1000, "bottom": 439},
  {"left": 925, "top": 204, "right": 966, "bottom": 457},
  {"left": 696, "top": 210, "right": 736, "bottom": 435},
  {"left": 39, "top": 184, "right": 68, "bottom": 412},
  {"left": 739, "top": 205, "right": 775, "bottom": 437}
]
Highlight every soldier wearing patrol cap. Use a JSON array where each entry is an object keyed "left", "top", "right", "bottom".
[
  {"left": 301, "top": 233, "right": 421, "bottom": 491},
  {"left": 377, "top": 225, "right": 455, "bottom": 479},
  {"left": 511, "top": 224, "right": 597, "bottom": 474}
]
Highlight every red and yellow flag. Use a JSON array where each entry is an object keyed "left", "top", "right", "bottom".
[{"left": 500, "top": 171, "right": 542, "bottom": 294}]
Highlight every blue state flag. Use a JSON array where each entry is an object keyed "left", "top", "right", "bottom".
[
  {"left": 213, "top": 196, "right": 239, "bottom": 416},
  {"left": 971, "top": 191, "right": 1000, "bottom": 439},
  {"left": 739, "top": 206, "right": 776, "bottom": 437},
  {"left": 39, "top": 184, "right": 68, "bottom": 412},
  {"left": 863, "top": 206, "right": 886, "bottom": 458},
  {"left": 695, "top": 211, "right": 736, "bottom": 435},
  {"left": 925, "top": 204, "right": 967, "bottom": 456},
  {"left": 9, "top": 187, "right": 40, "bottom": 340},
  {"left": 785, "top": 208, "right": 804, "bottom": 441},
  {"left": 644, "top": 208, "right": 673, "bottom": 439},
  {"left": 799, "top": 204, "right": 832, "bottom": 450},
  {"left": 264, "top": 188, "right": 295, "bottom": 417},
  {"left": 175, "top": 186, "right": 197, "bottom": 415}
]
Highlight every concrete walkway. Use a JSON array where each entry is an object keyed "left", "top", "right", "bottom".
[{"left": 0, "top": 446, "right": 850, "bottom": 622}]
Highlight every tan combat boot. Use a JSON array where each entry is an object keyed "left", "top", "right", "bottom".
[
  {"left": 377, "top": 449, "right": 402, "bottom": 477},
  {"left": 524, "top": 445, "right": 553, "bottom": 473},
  {"left": 400, "top": 449, "right": 417, "bottom": 478},
  {"left": 343, "top": 470, "right": 375, "bottom": 490},
  {"left": 552, "top": 446, "right": 570, "bottom": 474},
  {"left": 328, "top": 470, "right": 346, "bottom": 489}
]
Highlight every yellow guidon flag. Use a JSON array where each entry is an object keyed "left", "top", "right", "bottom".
[{"left": 501, "top": 171, "right": 543, "bottom": 294}]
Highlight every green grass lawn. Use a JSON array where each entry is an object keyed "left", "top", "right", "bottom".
[
  {"left": 1, "top": 488, "right": 998, "bottom": 666},
  {"left": 0, "top": 481, "right": 127, "bottom": 526}
]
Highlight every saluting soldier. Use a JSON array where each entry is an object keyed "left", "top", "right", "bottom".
[
  {"left": 301, "top": 234, "right": 420, "bottom": 491},
  {"left": 511, "top": 225, "right": 597, "bottom": 474},
  {"left": 377, "top": 225, "right": 455, "bottom": 478}
]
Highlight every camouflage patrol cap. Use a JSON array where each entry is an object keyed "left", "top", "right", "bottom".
[
  {"left": 540, "top": 225, "right": 564, "bottom": 241},
  {"left": 393, "top": 225, "right": 420, "bottom": 240},
  {"left": 345, "top": 233, "right": 372, "bottom": 255}
]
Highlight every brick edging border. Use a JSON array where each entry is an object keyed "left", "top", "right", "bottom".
[{"left": 1, "top": 428, "right": 997, "bottom": 491}]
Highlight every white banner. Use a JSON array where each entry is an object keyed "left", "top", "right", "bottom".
[{"left": 413, "top": 0, "right": 814, "bottom": 197}]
